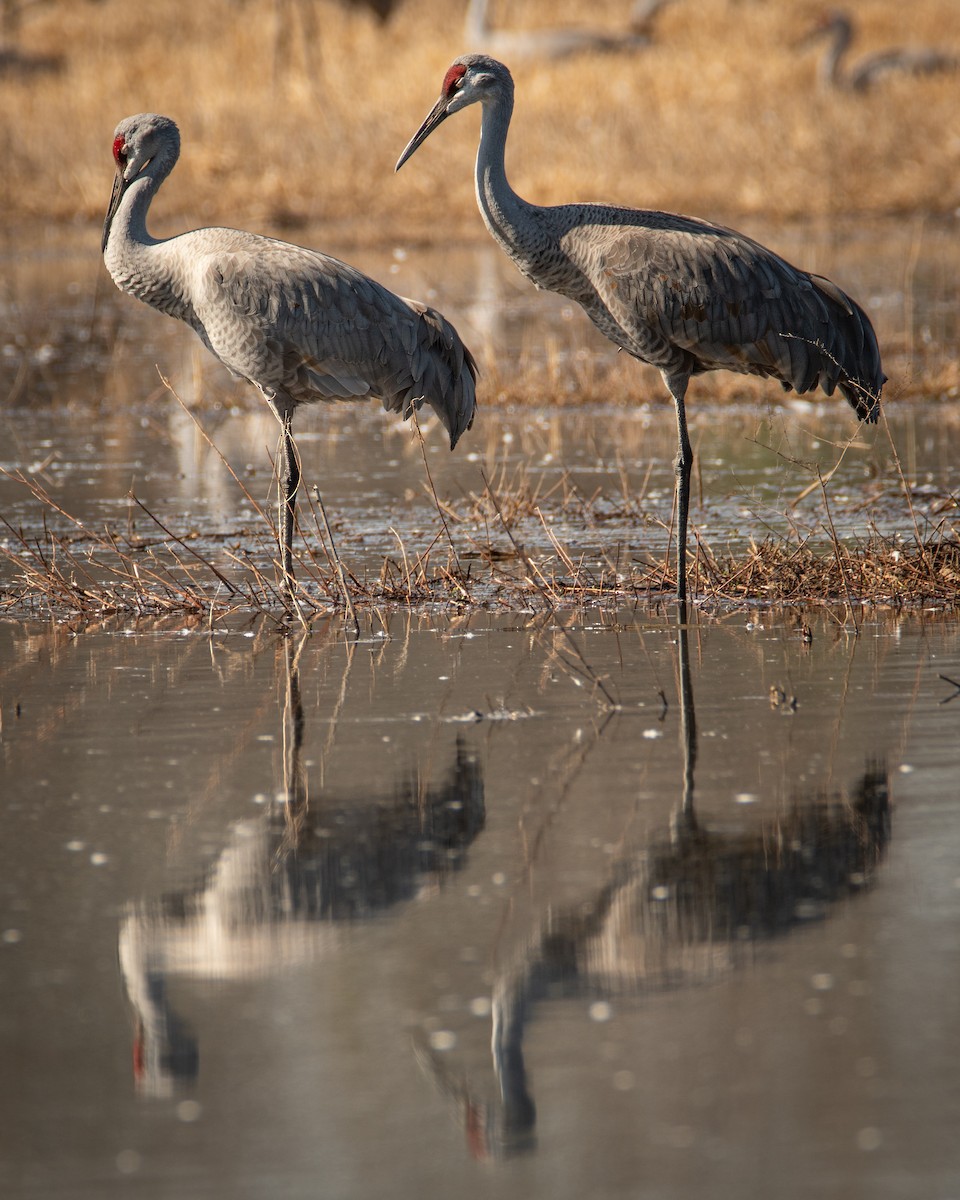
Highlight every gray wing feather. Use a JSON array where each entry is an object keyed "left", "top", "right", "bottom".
[
  {"left": 189, "top": 233, "right": 477, "bottom": 446},
  {"left": 573, "top": 218, "right": 881, "bottom": 420}
]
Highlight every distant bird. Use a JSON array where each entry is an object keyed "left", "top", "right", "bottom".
[
  {"left": 800, "top": 9, "right": 959, "bottom": 92},
  {"left": 464, "top": 0, "right": 668, "bottom": 62},
  {"left": 396, "top": 55, "right": 883, "bottom": 603},
  {"left": 103, "top": 113, "right": 476, "bottom": 595}
]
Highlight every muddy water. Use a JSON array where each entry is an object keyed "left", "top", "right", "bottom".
[{"left": 1, "top": 225, "right": 960, "bottom": 1199}]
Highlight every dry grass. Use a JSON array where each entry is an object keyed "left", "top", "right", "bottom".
[
  {"left": 2, "top": 0, "right": 959, "bottom": 241},
  {"left": 686, "top": 531, "right": 960, "bottom": 605},
  {"left": 2, "top": 442, "right": 957, "bottom": 619}
]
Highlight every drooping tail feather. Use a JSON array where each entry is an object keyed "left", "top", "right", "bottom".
[
  {"left": 418, "top": 304, "right": 479, "bottom": 448},
  {"left": 809, "top": 274, "right": 884, "bottom": 423},
  {"left": 384, "top": 300, "right": 478, "bottom": 449}
]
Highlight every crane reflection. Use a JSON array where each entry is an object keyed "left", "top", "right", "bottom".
[
  {"left": 416, "top": 609, "right": 890, "bottom": 1159},
  {"left": 118, "top": 634, "right": 485, "bottom": 1098}
]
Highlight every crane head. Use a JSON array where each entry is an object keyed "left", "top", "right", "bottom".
[
  {"left": 795, "top": 9, "right": 849, "bottom": 49},
  {"left": 102, "top": 114, "right": 180, "bottom": 255},
  {"left": 395, "top": 55, "right": 513, "bottom": 172}
]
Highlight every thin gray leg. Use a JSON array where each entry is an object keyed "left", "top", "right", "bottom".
[
  {"left": 665, "top": 372, "right": 693, "bottom": 604},
  {"left": 278, "top": 408, "right": 299, "bottom": 593},
  {"left": 676, "top": 598, "right": 697, "bottom": 822}
]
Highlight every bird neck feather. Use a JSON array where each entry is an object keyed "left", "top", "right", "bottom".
[
  {"left": 103, "top": 151, "right": 195, "bottom": 321},
  {"left": 475, "top": 90, "right": 538, "bottom": 263},
  {"left": 820, "top": 18, "right": 851, "bottom": 86},
  {"left": 110, "top": 174, "right": 159, "bottom": 250}
]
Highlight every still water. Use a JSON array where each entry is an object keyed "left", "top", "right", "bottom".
[
  {"left": 1, "top": 226, "right": 960, "bottom": 1198},
  {"left": 1, "top": 608, "right": 959, "bottom": 1198}
]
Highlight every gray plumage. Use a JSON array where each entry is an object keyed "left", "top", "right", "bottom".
[
  {"left": 396, "top": 54, "right": 884, "bottom": 604},
  {"left": 801, "top": 10, "right": 959, "bottom": 92},
  {"left": 102, "top": 113, "right": 476, "bottom": 593}
]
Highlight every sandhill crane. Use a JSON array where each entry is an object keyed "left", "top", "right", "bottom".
[
  {"left": 801, "top": 9, "right": 959, "bottom": 92},
  {"left": 396, "top": 55, "right": 884, "bottom": 604},
  {"left": 464, "top": 0, "right": 669, "bottom": 62},
  {"left": 102, "top": 113, "right": 477, "bottom": 596}
]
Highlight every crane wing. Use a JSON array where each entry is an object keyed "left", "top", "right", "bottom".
[
  {"left": 567, "top": 216, "right": 881, "bottom": 419},
  {"left": 192, "top": 234, "right": 476, "bottom": 446}
]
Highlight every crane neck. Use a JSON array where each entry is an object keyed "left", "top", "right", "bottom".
[
  {"left": 110, "top": 174, "right": 161, "bottom": 255},
  {"left": 103, "top": 144, "right": 188, "bottom": 320},
  {"left": 474, "top": 87, "right": 538, "bottom": 262},
  {"left": 819, "top": 17, "right": 851, "bottom": 87}
]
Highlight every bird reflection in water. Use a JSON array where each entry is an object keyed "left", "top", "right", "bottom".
[
  {"left": 118, "top": 635, "right": 485, "bottom": 1098},
  {"left": 417, "top": 608, "right": 890, "bottom": 1159}
]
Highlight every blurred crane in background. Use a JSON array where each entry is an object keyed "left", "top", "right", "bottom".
[
  {"left": 464, "top": 0, "right": 672, "bottom": 61},
  {"left": 800, "top": 9, "right": 958, "bottom": 91}
]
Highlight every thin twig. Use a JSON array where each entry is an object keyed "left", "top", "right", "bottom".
[
  {"left": 128, "top": 492, "right": 238, "bottom": 593},
  {"left": 481, "top": 467, "right": 619, "bottom": 708},
  {"left": 313, "top": 486, "right": 359, "bottom": 638}
]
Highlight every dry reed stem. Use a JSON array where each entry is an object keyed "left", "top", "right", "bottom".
[{"left": 3, "top": 490, "right": 957, "bottom": 617}]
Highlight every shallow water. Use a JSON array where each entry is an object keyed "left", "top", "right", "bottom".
[
  {"left": 5, "top": 395, "right": 958, "bottom": 604},
  {"left": 1, "top": 226, "right": 960, "bottom": 1198},
  {"left": 1, "top": 608, "right": 959, "bottom": 1199}
]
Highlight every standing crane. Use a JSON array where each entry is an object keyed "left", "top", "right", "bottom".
[
  {"left": 102, "top": 113, "right": 476, "bottom": 597},
  {"left": 800, "top": 9, "right": 958, "bottom": 92},
  {"left": 396, "top": 55, "right": 884, "bottom": 604}
]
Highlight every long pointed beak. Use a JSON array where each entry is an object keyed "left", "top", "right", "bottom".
[
  {"left": 101, "top": 169, "right": 127, "bottom": 254},
  {"left": 395, "top": 97, "right": 451, "bottom": 172}
]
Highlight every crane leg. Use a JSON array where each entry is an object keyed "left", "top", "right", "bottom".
[
  {"left": 665, "top": 372, "right": 693, "bottom": 605},
  {"left": 277, "top": 407, "right": 300, "bottom": 595}
]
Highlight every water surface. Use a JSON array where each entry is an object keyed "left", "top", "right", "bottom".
[
  {"left": 1, "top": 608, "right": 959, "bottom": 1198},
  {"left": 1, "top": 226, "right": 959, "bottom": 1199}
]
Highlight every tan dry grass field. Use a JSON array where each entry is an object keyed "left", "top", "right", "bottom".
[{"left": 1, "top": 0, "right": 958, "bottom": 243}]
